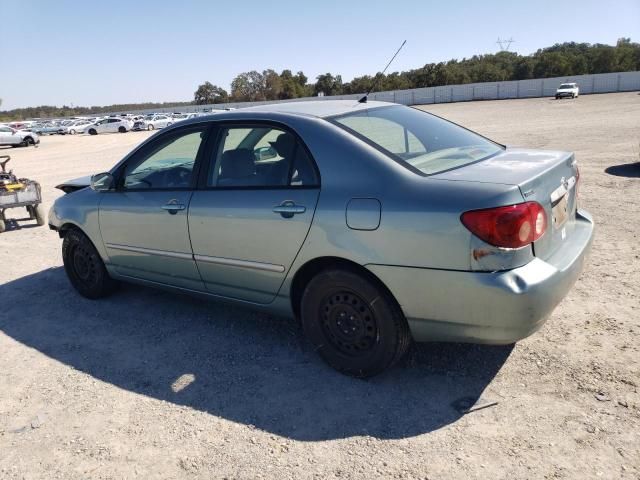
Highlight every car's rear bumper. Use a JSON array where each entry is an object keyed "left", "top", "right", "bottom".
[{"left": 367, "top": 209, "right": 594, "bottom": 344}]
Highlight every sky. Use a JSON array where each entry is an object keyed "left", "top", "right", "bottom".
[{"left": 1, "top": 0, "right": 638, "bottom": 110}]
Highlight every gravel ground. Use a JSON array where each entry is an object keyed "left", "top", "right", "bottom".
[{"left": 0, "top": 92, "right": 639, "bottom": 479}]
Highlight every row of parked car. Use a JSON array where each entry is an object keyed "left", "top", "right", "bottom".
[{"left": 0, "top": 112, "right": 207, "bottom": 144}]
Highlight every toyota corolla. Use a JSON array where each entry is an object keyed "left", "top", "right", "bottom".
[{"left": 49, "top": 100, "right": 594, "bottom": 377}]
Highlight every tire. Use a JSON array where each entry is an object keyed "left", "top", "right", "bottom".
[
  {"left": 88, "top": 128, "right": 97, "bottom": 135},
  {"left": 300, "top": 268, "right": 411, "bottom": 377},
  {"left": 34, "top": 203, "right": 45, "bottom": 226},
  {"left": 69, "top": 129, "right": 76, "bottom": 135},
  {"left": 22, "top": 136, "right": 34, "bottom": 147},
  {"left": 0, "top": 218, "right": 5, "bottom": 233},
  {"left": 147, "top": 124, "right": 154, "bottom": 131},
  {"left": 118, "top": 126, "right": 126, "bottom": 133},
  {"left": 62, "top": 229, "right": 118, "bottom": 299}
]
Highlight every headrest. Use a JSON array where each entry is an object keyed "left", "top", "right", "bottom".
[
  {"left": 220, "top": 149, "right": 255, "bottom": 178},
  {"left": 269, "top": 133, "right": 295, "bottom": 158}
]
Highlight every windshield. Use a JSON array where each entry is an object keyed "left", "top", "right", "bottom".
[
  {"left": 332, "top": 105, "right": 503, "bottom": 175},
  {"left": 559, "top": 84, "right": 574, "bottom": 89}
]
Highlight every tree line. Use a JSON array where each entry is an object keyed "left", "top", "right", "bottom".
[{"left": 2, "top": 39, "right": 638, "bottom": 121}]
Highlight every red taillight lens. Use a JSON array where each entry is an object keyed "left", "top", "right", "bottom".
[{"left": 461, "top": 202, "right": 547, "bottom": 248}]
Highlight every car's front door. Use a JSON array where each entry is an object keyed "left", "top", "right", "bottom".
[
  {"left": 188, "top": 123, "right": 321, "bottom": 303},
  {"left": 99, "top": 124, "right": 210, "bottom": 290}
]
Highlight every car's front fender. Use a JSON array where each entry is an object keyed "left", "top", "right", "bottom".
[{"left": 49, "top": 188, "right": 108, "bottom": 261}]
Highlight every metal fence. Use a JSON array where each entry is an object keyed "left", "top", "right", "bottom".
[{"left": 115, "top": 71, "right": 640, "bottom": 116}]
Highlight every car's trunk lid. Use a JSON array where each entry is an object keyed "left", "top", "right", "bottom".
[{"left": 433, "top": 147, "right": 579, "bottom": 260}]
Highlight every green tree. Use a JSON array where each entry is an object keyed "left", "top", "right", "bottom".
[
  {"left": 194, "top": 81, "right": 228, "bottom": 104},
  {"left": 314, "top": 73, "right": 343, "bottom": 96},
  {"left": 231, "top": 71, "right": 267, "bottom": 101}
]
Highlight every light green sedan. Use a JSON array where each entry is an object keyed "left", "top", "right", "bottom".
[{"left": 49, "top": 100, "right": 594, "bottom": 377}]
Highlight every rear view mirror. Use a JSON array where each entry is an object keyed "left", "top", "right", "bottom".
[{"left": 90, "top": 172, "right": 114, "bottom": 192}]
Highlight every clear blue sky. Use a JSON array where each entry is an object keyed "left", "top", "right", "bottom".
[{"left": 2, "top": 0, "right": 638, "bottom": 110}]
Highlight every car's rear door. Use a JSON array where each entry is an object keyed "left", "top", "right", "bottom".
[
  {"left": 188, "top": 122, "right": 320, "bottom": 304},
  {"left": 98, "top": 124, "right": 211, "bottom": 290}
]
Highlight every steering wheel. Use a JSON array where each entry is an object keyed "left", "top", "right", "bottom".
[{"left": 165, "top": 167, "right": 192, "bottom": 188}]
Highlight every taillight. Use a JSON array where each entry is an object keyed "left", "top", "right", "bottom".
[{"left": 461, "top": 202, "right": 547, "bottom": 248}]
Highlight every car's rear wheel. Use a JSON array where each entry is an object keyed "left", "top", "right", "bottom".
[
  {"left": 300, "top": 268, "right": 411, "bottom": 377},
  {"left": 118, "top": 126, "right": 126, "bottom": 133},
  {"left": 88, "top": 128, "right": 97, "bottom": 135},
  {"left": 69, "top": 129, "right": 76, "bottom": 135},
  {"left": 62, "top": 229, "right": 118, "bottom": 299},
  {"left": 147, "top": 124, "right": 154, "bottom": 131}
]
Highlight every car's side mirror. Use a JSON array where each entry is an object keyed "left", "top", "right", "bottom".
[
  {"left": 90, "top": 172, "right": 114, "bottom": 192},
  {"left": 255, "top": 146, "right": 277, "bottom": 161}
]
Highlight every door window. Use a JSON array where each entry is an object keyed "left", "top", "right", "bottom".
[
  {"left": 122, "top": 127, "right": 206, "bottom": 190},
  {"left": 210, "top": 126, "right": 318, "bottom": 188}
]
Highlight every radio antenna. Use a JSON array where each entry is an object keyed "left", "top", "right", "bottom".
[{"left": 358, "top": 40, "right": 407, "bottom": 103}]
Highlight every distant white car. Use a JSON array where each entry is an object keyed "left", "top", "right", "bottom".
[
  {"left": 63, "top": 120, "right": 94, "bottom": 135},
  {"left": 0, "top": 125, "right": 40, "bottom": 147},
  {"left": 171, "top": 113, "right": 198, "bottom": 123},
  {"left": 132, "top": 114, "right": 173, "bottom": 131},
  {"left": 555, "top": 83, "right": 579, "bottom": 99},
  {"left": 85, "top": 118, "right": 133, "bottom": 135}
]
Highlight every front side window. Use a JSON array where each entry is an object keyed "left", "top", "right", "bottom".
[
  {"left": 332, "top": 106, "right": 503, "bottom": 175},
  {"left": 209, "top": 126, "right": 318, "bottom": 188},
  {"left": 122, "top": 127, "right": 206, "bottom": 190}
]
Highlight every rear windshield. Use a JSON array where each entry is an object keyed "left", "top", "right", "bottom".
[{"left": 331, "top": 105, "right": 503, "bottom": 175}]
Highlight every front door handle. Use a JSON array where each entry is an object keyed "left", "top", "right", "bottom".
[
  {"left": 162, "top": 200, "right": 186, "bottom": 215},
  {"left": 273, "top": 201, "right": 306, "bottom": 218}
]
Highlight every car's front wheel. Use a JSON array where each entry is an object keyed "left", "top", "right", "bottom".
[
  {"left": 301, "top": 268, "right": 411, "bottom": 377},
  {"left": 62, "top": 229, "right": 118, "bottom": 299},
  {"left": 88, "top": 128, "right": 97, "bottom": 135},
  {"left": 118, "top": 126, "right": 127, "bottom": 133},
  {"left": 21, "top": 136, "right": 34, "bottom": 147}
]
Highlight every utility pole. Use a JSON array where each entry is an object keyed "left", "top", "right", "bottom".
[{"left": 496, "top": 37, "right": 515, "bottom": 52}]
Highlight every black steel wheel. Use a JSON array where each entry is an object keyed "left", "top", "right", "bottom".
[
  {"left": 301, "top": 268, "right": 411, "bottom": 377},
  {"left": 62, "top": 229, "right": 117, "bottom": 299},
  {"left": 320, "top": 290, "right": 378, "bottom": 356}
]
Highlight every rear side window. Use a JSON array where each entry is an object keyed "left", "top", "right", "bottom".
[
  {"left": 208, "top": 126, "right": 319, "bottom": 188},
  {"left": 332, "top": 105, "right": 503, "bottom": 175}
]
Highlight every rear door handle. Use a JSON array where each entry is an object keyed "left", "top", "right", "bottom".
[{"left": 273, "top": 201, "right": 306, "bottom": 218}]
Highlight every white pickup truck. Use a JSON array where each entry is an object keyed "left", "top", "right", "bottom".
[{"left": 555, "top": 83, "right": 580, "bottom": 99}]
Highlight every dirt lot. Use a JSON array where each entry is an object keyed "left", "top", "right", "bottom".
[{"left": 1, "top": 92, "right": 639, "bottom": 479}]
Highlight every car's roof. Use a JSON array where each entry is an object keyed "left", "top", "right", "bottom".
[{"left": 237, "top": 100, "right": 395, "bottom": 118}]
